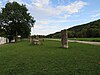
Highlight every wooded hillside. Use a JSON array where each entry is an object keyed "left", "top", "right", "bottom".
[{"left": 46, "top": 19, "right": 100, "bottom": 38}]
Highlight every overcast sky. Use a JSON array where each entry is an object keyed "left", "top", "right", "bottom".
[{"left": 0, "top": 0, "right": 100, "bottom": 35}]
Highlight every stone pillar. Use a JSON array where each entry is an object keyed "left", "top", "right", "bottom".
[{"left": 61, "top": 29, "right": 68, "bottom": 48}]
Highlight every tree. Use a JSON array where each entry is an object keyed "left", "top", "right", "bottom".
[{"left": 0, "top": 2, "right": 35, "bottom": 42}]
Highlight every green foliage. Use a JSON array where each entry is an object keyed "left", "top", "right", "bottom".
[
  {"left": 0, "top": 30, "right": 6, "bottom": 37},
  {"left": 68, "top": 19, "right": 100, "bottom": 38},
  {"left": 0, "top": 40, "right": 100, "bottom": 75},
  {"left": 0, "top": 2, "right": 35, "bottom": 39}
]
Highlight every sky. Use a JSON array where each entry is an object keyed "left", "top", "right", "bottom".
[{"left": 0, "top": 0, "right": 100, "bottom": 35}]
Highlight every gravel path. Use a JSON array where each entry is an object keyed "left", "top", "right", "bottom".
[
  {"left": 47, "top": 39, "right": 100, "bottom": 46},
  {"left": 68, "top": 40, "right": 100, "bottom": 45}
]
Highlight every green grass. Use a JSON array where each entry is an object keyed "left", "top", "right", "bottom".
[
  {"left": 0, "top": 40, "right": 100, "bottom": 75},
  {"left": 69, "top": 38, "right": 100, "bottom": 42}
]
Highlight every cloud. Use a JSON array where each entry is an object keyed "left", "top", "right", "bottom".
[
  {"left": 92, "top": 13, "right": 100, "bottom": 18},
  {"left": 1, "top": 0, "right": 87, "bottom": 35},
  {"left": 31, "top": 18, "right": 80, "bottom": 35},
  {"left": 32, "top": 0, "right": 49, "bottom": 8},
  {"left": 0, "top": 1, "right": 3, "bottom": 11},
  {"left": 31, "top": 23, "right": 73, "bottom": 35},
  {"left": 7, "top": 0, "right": 87, "bottom": 19},
  {"left": 9, "top": 0, "right": 24, "bottom": 4},
  {"left": 56, "top": 1, "right": 87, "bottom": 14}
]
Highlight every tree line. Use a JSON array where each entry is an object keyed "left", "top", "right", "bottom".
[{"left": 46, "top": 19, "right": 100, "bottom": 38}]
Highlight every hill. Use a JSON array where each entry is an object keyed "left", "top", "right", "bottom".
[{"left": 46, "top": 19, "right": 100, "bottom": 38}]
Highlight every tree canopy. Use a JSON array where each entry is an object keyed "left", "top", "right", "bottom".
[{"left": 0, "top": 2, "right": 36, "bottom": 42}]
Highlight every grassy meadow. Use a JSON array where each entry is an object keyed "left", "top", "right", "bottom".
[{"left": 0, "top": 40, "right": 100, "bottom": 75}]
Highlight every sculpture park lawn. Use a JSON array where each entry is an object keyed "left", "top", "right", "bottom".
[{"left": 0, "top": 40, "right": 100, "bottom": 75}]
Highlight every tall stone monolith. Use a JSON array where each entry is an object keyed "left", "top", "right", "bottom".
[{"left": 61, "top": 29, "right": 68, "bottom": 48}]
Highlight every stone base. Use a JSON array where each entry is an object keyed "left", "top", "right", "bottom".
[{"left": 62, "top": 45, "right": 68, "bottom": 48}]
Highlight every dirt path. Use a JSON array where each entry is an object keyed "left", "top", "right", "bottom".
[
  {"left": 47, "top": 39, "right": 100, "bottom": 46},
  {"left": 68, "top": 40, "right": 100, "bottom": 45}
]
